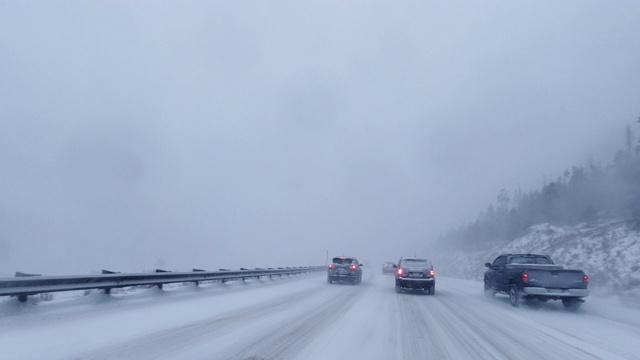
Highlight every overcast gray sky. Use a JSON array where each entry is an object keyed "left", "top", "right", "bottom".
[{"left": 1, "top": 1, "right": 640, "bottom": 275}]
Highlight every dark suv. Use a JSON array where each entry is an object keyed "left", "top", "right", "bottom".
[
  {"left": 395, "top": 257, "right": 435, "bottom": 294},
  {"left": 327, "top": 256, "right": 363, "bottom": 285}
]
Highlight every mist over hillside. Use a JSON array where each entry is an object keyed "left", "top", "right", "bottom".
[{"left": 431, "top": 121, "right": 640, "bottom": 300}]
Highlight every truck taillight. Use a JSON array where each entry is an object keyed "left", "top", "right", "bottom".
[
  {"left": 349, "top": 264, "right": 357, "bottom": 270},
  {"left": 521, "top": 272, "right": 529, "bottom": 284},
  {"left": 583, "top": 274, "right": 589, "bottom": 287},
  {"left": 328, "top": 264, "right": 335, "bottom": 269},
  {"left": 429, "top": 269, "right": 435, "bottom": 277},
  {"left": 397, "top": 268, "right": 404, "bottom": 276}
]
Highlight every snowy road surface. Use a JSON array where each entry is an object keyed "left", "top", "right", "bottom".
[{"left": 1, "top": 271, "right": 639, "bottom": 359}]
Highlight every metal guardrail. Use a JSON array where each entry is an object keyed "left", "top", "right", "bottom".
[{"left": 0, "top": 266, "right": 326, "bottom": 302}]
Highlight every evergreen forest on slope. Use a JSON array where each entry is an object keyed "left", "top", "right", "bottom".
[{"left": 437, "top": 118, "right": 640, "bottom": 251}]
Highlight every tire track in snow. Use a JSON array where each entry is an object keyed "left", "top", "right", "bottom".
[
  {"left": 7, "top": 273, "right": 640, "bottom": 360},
  {"left": 74, "top": 286, "right": 324, "bottom": 360},
  {"left": 224, "top": 280, "right": 374, "bottom": 360},
  {"left": 440, "top": 277, "right": 640, "bottom": 359},
  {"left": 395, "top": 292, "right": 447, "bottom": 359},
  {"left": 424, "top": 288, "right": 598, "bottom": 359},
  {"left": 386, "top": 275, "right": 615, "bottom": 360}
]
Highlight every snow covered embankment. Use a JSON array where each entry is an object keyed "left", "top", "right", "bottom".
[{"left": 435, "top": 220, "right": 640, "bottom": 301}]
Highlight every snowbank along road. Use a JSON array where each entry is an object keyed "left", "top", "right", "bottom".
[{"left": 1, "top": 271, "right": 639, "bottom": 359}]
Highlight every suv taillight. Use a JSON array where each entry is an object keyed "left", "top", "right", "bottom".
[
  {"left": 349, "top": 264, "right": 357, "bottom": 270},
  {"left": 328, "top": 264, "right": 335, "bottom": 269},
  {"left": 521, "top": 272, "right": 529, "bottom": 284},
  {"left": 397, "top": 268, "right": 404, "bottom": 276},
  {"left": 583, "top": 274, "right": 589, "bottom": 287},
  {"left": 429, "top": 269, "right": 435, "bottom": 277}
]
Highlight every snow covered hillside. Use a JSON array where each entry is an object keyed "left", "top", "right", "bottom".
[{"left": 434, "top": 220, "right": 640, "bottom": 302}]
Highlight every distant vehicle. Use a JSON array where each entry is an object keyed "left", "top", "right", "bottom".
[
  {"left": 483, "top": 253, "right": 589, "bottom": 310},
  {"left": 327, "top": 256, "right": 363, "bottom": 285},
  {"left": 395, "top": 257, "right": 435, "bottom": 295},
  {"left": 382, "top": 262, "right": 395, "bottom": 274}
]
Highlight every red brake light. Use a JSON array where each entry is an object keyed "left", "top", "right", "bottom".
[
  {"left": 583, "top": 274, "right": 589, "bottom": 286},
  {"left": 349, "top": 264, "right": 357, "bottom": 270},
  {"left": 397, "top": 268, "right": 404, "bottom": 276},
  {"left": 429, "top": 269, "right": 435, "bottom": 277},
  {"left": 328, "top": 264, "right": 335, "bottom": 269},
  {"left": 521, "top": 272, "right": 529, "bottom": 284}
]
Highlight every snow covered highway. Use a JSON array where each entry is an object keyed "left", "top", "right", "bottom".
[{"left": 1, "top": 270, "right": 639, "bottom": 360}]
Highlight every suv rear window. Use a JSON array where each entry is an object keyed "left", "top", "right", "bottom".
[
  {"left": 333, "top": 257, "right": 356, "bottom": 265},
  {"left": 509, "top": 255, "right": 552, "bottom": 264},
  {"left": 401, "top": 258, "right": 430, "bottom": 265}
]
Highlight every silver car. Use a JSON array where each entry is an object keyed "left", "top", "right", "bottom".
[{"left": 395, "top": 257, "right": 435, "bottom": 295}]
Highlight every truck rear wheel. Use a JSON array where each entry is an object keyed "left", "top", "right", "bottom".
[{"left": 509, "top": 285, "right": 521, "bottom": 307}]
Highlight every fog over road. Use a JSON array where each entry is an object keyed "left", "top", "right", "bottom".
[{"left": 1, "top": 271, "right": 639, "bottom": 359}]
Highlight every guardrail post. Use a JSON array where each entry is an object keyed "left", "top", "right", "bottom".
[
  {"left": 155, "top": 269, "right": 170, "bottom": 289},
  {"left": 14, "top": 272, "right": 41, "bottom": 302},
  {"left": 193, "top": 269, "right": 206, "bottom": 286},
  {"left": 218, "top": 269, "right": 230, "bottom": 283},
  {"left": 100, "top": 271, "right": 119, "bottom": 294}
]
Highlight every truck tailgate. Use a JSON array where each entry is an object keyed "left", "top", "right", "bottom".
[{"left": 526, "top": 269, "right": 586, "bottom": 289}]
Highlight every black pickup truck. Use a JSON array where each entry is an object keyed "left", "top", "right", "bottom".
[{"left": 483, "top": 254, "right": 589, "bottom": 310}]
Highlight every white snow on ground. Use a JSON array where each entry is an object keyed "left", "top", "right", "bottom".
[{"left": 1, "top": 270, "right": 640, "bottom": 359}]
